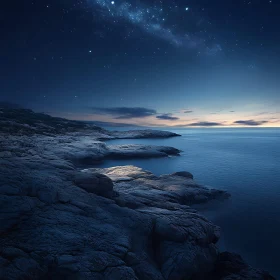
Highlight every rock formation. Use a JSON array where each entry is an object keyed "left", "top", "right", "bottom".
[{"left": 0, "top": 107, "right": 275, "bottom": 279}]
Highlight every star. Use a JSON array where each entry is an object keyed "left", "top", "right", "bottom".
[{"left": 76, "top": 0, "right": 219, "bottom": 53}]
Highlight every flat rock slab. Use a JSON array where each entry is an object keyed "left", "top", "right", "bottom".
[
  {"left": 107, "top": 144, "right": 180, "bottom": 158},
  {"left": 86, "top": 165, "right": 230, "bottom": 208},
  {"left": 109, "top": 129, "right": 180, "bottom": 139}
]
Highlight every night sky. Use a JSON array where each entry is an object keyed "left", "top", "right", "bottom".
[{"left": 1, "top": 0, "right": 280, "bottom": 127}]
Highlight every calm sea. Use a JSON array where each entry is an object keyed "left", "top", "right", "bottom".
[{"left": 97, "top": 128, "right": 280, "bottom": 278}]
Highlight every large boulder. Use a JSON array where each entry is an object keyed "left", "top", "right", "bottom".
[{"left": 74, "top": 172, "right": 114, "bottom": 197}]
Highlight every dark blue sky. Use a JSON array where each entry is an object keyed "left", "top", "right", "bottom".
[{"left": 1, "top": 0, "right": 280, "bottom": 126}]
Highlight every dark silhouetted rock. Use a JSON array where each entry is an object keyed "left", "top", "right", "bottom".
[
  {"left": 172, "top": 171, "right": 194, "bottom": 179},
  {"left": 74, "top": 172, "right": 114, "bottom": 197},
  {"left": 212, "top": 252, "right": 276, "bottom": 280}
]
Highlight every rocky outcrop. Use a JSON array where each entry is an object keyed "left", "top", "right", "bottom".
[
  {"left": 0, "top": 107, "right": 275, "bottom": 280},
  {"left": 107, "top": 144, "right": 180, "bottom": 158},
  {"left": 86, "top": 166, "right": 230, "bottom": 208},
  {"left": 0, "top": 106, "right": 180, "bottom": 139},
  {"left": 0, "top": 154, "right": 225, "bottom": 279},
  {"left": 0, "top": 135, "right": 180, "bottom": 169}
]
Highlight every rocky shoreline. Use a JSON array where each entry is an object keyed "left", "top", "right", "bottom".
[{"left": 0, "top": 107, "right": 275, "bottom": 279}]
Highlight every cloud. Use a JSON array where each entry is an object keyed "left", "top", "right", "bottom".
[
  {"left": 184, "top": 110, "right": 193, "bottom": 114},
  {"left": 91, "top": 107, "right": 157, "bottom": 119},
  {"left": 254, "top": 111, "right": 280, "bottom": 116},
  {"left": 234, "top": 120, "right": 268, "bottom": 126},
  {"left": 269, "top": 118, "right": 280, "bottom": 124},
  {"left": 156, "top": 113, "right": 179, "bottom": 121},
  {"left": 188, "top": 121, "right": 223, "bottom": 127}
]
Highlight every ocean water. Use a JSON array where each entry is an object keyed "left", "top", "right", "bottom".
[{"left": 97, "top": 128, "right": 280, "bottom": 278}]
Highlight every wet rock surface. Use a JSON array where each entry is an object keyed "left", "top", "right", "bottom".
[{"left": 0, "top": 107, "right": 275, "bottom": 279}]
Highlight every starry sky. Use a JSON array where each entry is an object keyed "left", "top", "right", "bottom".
[{"left": 1, "top": 0, "right": 280, "bottom": 127}]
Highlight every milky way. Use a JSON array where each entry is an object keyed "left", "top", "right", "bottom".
[
  {"left": 84, "top": 0, "right": 222, "bottom": 54},
  {"left": 3, "top": 0, "right": 280, "bottom": 127}
]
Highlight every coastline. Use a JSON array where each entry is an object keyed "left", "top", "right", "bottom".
[{"left": 0, "top": 108, "right": 275, "bottom": 279}]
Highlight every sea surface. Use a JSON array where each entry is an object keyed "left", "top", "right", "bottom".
[{"left": 97, "top": 127, "right": 280, "bottom": 278}]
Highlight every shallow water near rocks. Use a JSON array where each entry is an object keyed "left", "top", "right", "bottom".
[{"left": 95, "top": 127, "right": 280, "bottom": 278}]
